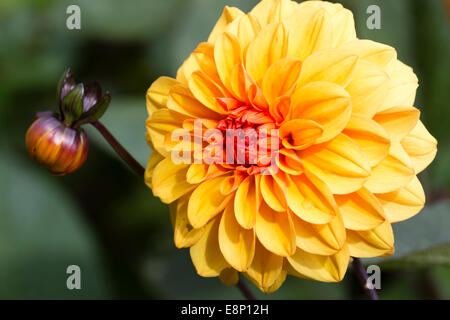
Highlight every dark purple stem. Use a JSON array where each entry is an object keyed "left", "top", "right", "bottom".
[
  {"left": 92, "top": 121, "right": 145, "bottom": 177},
  {"left": 352, "top": 257, "right": 379, "bottom": 300},
  {"left": 237, "top": 277, "right": 256, "bottom": 300}
]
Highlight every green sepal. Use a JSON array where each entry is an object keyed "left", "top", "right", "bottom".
[
  {"left": 57, "top": 68, "right": 71, "bottom": 106},
  {"left": 62, "top": 83, "right": 84, "bottom": 127},
  {"left": 74, "top": 92, "right": 111, "bottom": 127}
]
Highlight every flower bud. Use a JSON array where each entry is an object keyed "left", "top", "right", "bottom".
[{"left": 26, "top": 112, "right": 89, "bottom": 175}]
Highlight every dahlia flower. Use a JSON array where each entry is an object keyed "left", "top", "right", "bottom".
[{"left": 145, "top": 0, "right": 437, "bottom": 293}]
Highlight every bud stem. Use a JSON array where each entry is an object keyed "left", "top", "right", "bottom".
[
  {"left": 237, "top": 277, "right": 256, "bottom": 300},
  {"left": 352, "top": 257, "right": 379, "bottom": 300},
  {"left": 92, "top": 121, "right": 145, "bottom": 176}
]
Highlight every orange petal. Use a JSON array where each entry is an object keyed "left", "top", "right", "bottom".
[
  {"left": 280, "top": 119, "right": 323, "bottom": 150},
  {"left": 255, "top": 202, "right": 296, "bottom": 257},
  {"left": 299, "top": 133, "right": 371, "bottom": 194},
  {"left": 276, "top": 148, "right": 304, "bottom": 176},
  {"left": 260, "top": 174, "right": 287, "bottom": 212},
  {"left": 290, "top": 81, "right": 352, "bottom": 144},
  {"left": 219, "top": 202, "right": 256, "bottom": 271},
  {"left": 188, "top": 71, "right": 229, "bottom": 114},
  {"left": 215, "top": 32, "right": 243, "bottom": 95}
]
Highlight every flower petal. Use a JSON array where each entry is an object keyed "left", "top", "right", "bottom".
[
  {"left": 234, "top": 175, "right": 258, "bottom": 229},
  {"left": 364, "top": 142, "right": 415, "bottom": 193},
  {"left": 335, "top": 187, "right": 386, "bottom": 231},
  {"left": 188, "top": 176, "right": 233, "bottom": 228},
  {"left": 401, "top": 121, "right": 437, "bottom": 174},
  {"left": 208, "top": 6, "right": 245, "bottom": 44},
  {"left": 339, "top": 39, "right": 397, "bottom": 69},
  {"left": 255, "top": 202, "right": 296, "bottom": 257},
  {"left": 343, "top": 114, "right": 390, "bottom": 167},
  {"left": 171, "top": 194, "right": 205, "bottom": 248},
  {"left": 279, "top": 119, "right": 323, "bottom": 150},
  {"left": 300, "top": 133, "right": 371, "bottom": 194},
  {"left": 347, "top": 221, "right": 394, "bottom": 258},
  {"left": 219, "top": 202, "right": 256, "bottom": 271},
  {"left": 297, "top": 50, "right": 359, "bottom": 88},
  {"left": 290, "top": 81, "right": 352, "bottom": 144},
  {"left": 152, "top": 158, "right": 195, "bottom": 204},
  {"left": 215, "top": 32, "right": 243, "bottom": 95},
  {"left": 190, "top": 217, "right": 229, "bottom": 277},
  {"left": 246, "top": 23, "right": 288, "bottom": 85},
  {"left": 260, "top": 174, "right": 287, "bottom": 212},
  {"left": 373, "top": 106, "right": 420, "bottom": 142},
  {"left": 188, "top": 71, "right": 229, "bottom": 114},
  {"left": 292, "top": 213, "right": 346, "bottom": 256},
  {"left": 245, "top": 240, "right": 283, "bottom": 289},
  {"left": 287, "top": 245, "right": 350, "bottom": 282},
  {"left": 261, "top": 57, "right": 302, "bottom": 107},
  {"left": 146, "top": 77, "right": 180, "bottom": 115},
  {"left": 376, "top": 176, "right": 425, "bottom": 223}
]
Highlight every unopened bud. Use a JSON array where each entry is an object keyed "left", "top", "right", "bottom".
[{"left": 26, "top": 111, "right": 89, "bottom": 175}]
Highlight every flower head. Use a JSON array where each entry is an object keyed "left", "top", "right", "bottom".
[
  {"left": 26, "top": 69, "right": 111, "bottom": 175},
  {"left": 145, "top": 0, "right": 437, "bottom": 293}
]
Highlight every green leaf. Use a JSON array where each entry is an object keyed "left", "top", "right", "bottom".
[
  {"left": 62, "top": 83, "right": 84, "bottom": 126},
  {"left": 56, "top": 68, "right": 71, "bottom": 106},
  {"left": 75, "top": 92, "right": 111, "bottom": 127}
]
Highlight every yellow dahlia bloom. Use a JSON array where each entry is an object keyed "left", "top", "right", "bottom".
[{"left": 145, "top": 0, "right": 437, "bottom": 293}]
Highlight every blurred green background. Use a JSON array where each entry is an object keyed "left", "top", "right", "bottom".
[{"left": 0, "top": 0, "right": 449, "bottom": 299}]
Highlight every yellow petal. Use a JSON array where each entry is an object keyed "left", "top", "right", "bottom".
[
  {"left": 376, "top": 176, "right": 425, "bottom": 223},
  {"left": 401, "top": 120, "right": 437, "bottom": 174},
  {"left": 219, "top": 202, "right": 256, "bottom": 272},
  {"left": 285, "top": 7, "right": 333, "bottom": 61},
  {"left": 223, "top": 13, "right": 262, "bottom": 52},
  {"left": 347, "top": 221, "right": 394, "bottom": 258},
  {"left": 261, "top": 57, "right": 302, "bottom": 107},
  {"left": 261, "top": 266, "right": 287, "bottom": 294},
  {"left": 144, "top": 150, "right": 164, "bottom": 189},
  {"left": 364, "top": 141, "right": 415, "bottom": 193},
  {"left": 292, "top": 213, "right": 346, "bottom": 256},
  {"left": 373, "top": 106, "right": 420, "bottom": 142},
  {"left": 190, "top": 217, "right": 229, "bottom": 277},
  {"left": 276, "top": 148, "right": 304, "bottom": 176},
  {"left": 171, "top": 194, "right": 205, "bottom": 248},
  {"left": 335, "top": 187, "right": 386, "bottom": 231},
  {"left": 250, "top": 0, "right": 296, "bottom": 26},
  {"left": 260, "top": 174, "right": 287, "bottom": 212},
  {"left": 146, "top": 108, "right": 185, "bottom": 132},
  {"left": 152, "top": 158, "right": 195, "bottom": 204},
  {"left": 245, "top": 23, "right": 288, "bottom": 85},
  {"left": 255, "top": 202, "right": 296, "bottom": 257},
  {"left": 281, "top": 172, "right": 338, "bottom": 224},
  {"left": 280, "top": 119, "right": 323, "bottom": 150},
  {"left": 146, "top": 76, "right": 180, "bottom": 115},
  {"left": 338, "top": 39, "right": 397, "bottom": 69},
  {"left": 208, "top": 6, "right": 245, "bottom": 44},
  {"left": 331, "top": 6, "right": 356, "bottom": 47},
  {"left": 234, "top": 175, "right": 258, "bottom": 229},
  {"left": 167, "top": 84, "right": 222, "bottom": 120},
  {"left": 188, "top": 176, "right": 233, "bottom": 228},
  {"left": 219, "top": 268, "right": 239, "bottom": 286},
  {"left": 290, "top": 81, "right": 352, "bottom": 144},
  {"left": 297, "top": 50, "right": 359, "bottom": 88},
  {"left": 346, "top": 60, "right": 390, "bottom": 117},
  {"left": 300, "top": 133, "right": 371, "bottom": 194},
  {"left": 214, "top": 32, "right": 243, "bottom": 95},
  {"left": 380, "top": 59, "right": 418, "bottom": 112},
  {"left": 287, "top": 245, "right": 350, "bottom": 282},
  {"left": 343, "top": 114, "right": 390, "bottom": 167},
  {"left": 188, "top": 71, "right": 228, "bottom": 115},
  {"left": 245, "top": 240, "right": 283, "bottom": 289}
]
